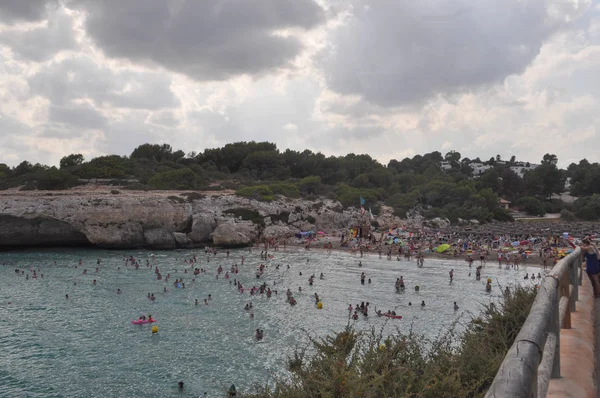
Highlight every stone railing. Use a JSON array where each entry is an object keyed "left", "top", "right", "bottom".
[{"left": 485, "top": 247, "right": 583, "bottom": 398}]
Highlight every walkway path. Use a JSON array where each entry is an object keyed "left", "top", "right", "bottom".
[
  {"left": 597, "top": 296, "right": 600, "bottom": 398},
  {"left": 546, "top": 275, "right": 596, "bottom": 398}
]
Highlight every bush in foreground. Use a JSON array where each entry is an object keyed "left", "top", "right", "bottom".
[{"left": 243, "top": 285, "right": 536, "bottom": 398}]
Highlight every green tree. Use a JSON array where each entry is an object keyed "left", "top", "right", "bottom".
[
  {"left": 0, "top": 163, "right": 10, "bottom": 180},
  {"left": 242, "top": 151, "right": 288, "bottom": 179},
  {"left": 59, "top": 154, "right": 85, "bottom": 169},
  {"left": 517, "top": 196, "right": 545, "bottom": 216},
  {"left": 35, "top": 167, "right": 79, "bottom": 190},
  {"left": 13, "top": 161, "right": 35, "bottom": 176},
  {"left": 542, "top": 153, "right": 558, "bottom": 165},
  {"left": 130, "top": 143, "right": 184, "bottom": 162},
  {"left": 74, "top": 155, "right": 130, "bottom": 179},
  {"left": 298, "top": 176, "right": 323, "bottom": 196},
  {"left": 444, "top": 151, "right": 461, "bottom": 162}
]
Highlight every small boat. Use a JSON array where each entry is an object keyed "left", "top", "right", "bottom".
[
  {"left": 383, "top": 314, "right": 402, "bottom": 319},
  {"left": 131, "top": 319, "right": 156, "bottom": 325}
]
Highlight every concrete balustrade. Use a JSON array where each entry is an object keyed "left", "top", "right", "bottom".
[{"left": 486, "top": 248, "right": 597, "bottom": 398}]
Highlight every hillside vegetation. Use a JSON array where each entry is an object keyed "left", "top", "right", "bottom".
[{"left": 2, "top": 142, "right": 599, "bottom": 222}]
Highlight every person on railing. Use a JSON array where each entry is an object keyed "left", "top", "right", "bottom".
[{"left": 581, "top": 238, "right": 600, "bottom": 297}]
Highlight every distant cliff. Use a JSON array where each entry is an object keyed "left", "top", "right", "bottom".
[{"left": 0, "top": 190, "right": 403, "bottom": 249}]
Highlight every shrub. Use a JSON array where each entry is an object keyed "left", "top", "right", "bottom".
[
  {"left": 335, "top": 183, "right": 380, "bottom": 208},
  {"left": 19, "top": 181, "right": 37, "bottom": 191},
  {"left": 298, "top": 175, "right": 323, "bottom": 196},
  {"left": 246, "top": 285, "right": 536, "bottom": 398},
  {"left": 516, "top": 196, "right": 545, "bottom": 217},
  {"left": 148, "top": 168, "right": 199, "bottom": 190},
  {"left": 221, "top": 180, "right": 240, "bottom": 190},
  {"left": 270, "top": 211, "right": 290, "bottom": 224},
  {"left": 224, "top": 208, "right": 264, "bottom": 227},
  {"left": 236, "top": 185, "right": 275, "bottom": 201},
  {"left": 110, "top": 190, "right": 120, "bottom": 195},
  {"left": 269, "top": 182, "right": 300, "bottom": 198},
  {"left": 560, "top": 209, "right": 577, "bottom": 221}
]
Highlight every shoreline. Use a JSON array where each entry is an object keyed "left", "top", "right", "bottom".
[{"left": 0, "top": 239, "right": 569, "bottom": 273}]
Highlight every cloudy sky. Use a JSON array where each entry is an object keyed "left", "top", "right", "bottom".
[{"left": 0, "top": 0, "right": 598, "bottom": 168}]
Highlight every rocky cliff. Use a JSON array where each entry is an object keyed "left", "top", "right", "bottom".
[{"left": 0, "top": 190, "right": 403, "bottom": 249}]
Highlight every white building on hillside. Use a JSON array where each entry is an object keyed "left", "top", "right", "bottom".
[
  {"left": 510, "top": 163, "right": 539, "bottom": 177},
  {"left": 471, "top": 162, "right": 492, "bottom": 176}
]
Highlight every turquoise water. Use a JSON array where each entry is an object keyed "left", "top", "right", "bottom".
[{"left": 0, "top": 248, "right": 536, "bottom": 397}]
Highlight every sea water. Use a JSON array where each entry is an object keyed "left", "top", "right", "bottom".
[{"left": 0, "top": 248, "right": 535, "bottom": 397}]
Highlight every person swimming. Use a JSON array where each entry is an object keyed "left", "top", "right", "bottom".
[
  {"left": 255, "top": 329, "right": 264, "bottom": 340},
  {"left": 421, "top": 301, "right": 425, "bottom": 307}
]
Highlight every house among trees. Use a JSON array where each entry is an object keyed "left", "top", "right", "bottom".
[{"left": 499, "top": 199, "right": 511, "bottom": 210}]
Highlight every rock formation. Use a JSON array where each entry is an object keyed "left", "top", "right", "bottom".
[{"left": 0, "top": 191, "right": 402, "bottom": 249}]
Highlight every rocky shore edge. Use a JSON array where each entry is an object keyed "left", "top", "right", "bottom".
[
  {"left": 0, "top": 189, "right": 404, "bottom": 249},
  {"left": 2, "top": 188, "right": 598, "bottom": 250}
]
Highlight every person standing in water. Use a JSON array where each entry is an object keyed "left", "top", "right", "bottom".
[{"left": 449, "top": 269, "right": 454, "bottom": 284}]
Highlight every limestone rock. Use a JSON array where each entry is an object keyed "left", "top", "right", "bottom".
[
  {"left": 0, "top": 214, "right": 90, "bottom": 247},
  {"left": 188, "top": 213, "right": 216, "bottom": 243},
  {"left": 86, "top": 222, "right": 145, "bottom": 248},
  {"left": 262, "top": 225, "right": 296, "bottom": 240},
  {"left": 287, "top": 212, "right": 301, "bottom": 224},
  {"left": 299, "top": 222, "right": 316, "bottom": 232},
  {"left": 144, "top": 228, "right": 176, "bottom": 249},
  {"left": 212, "top": 221, "right": 258, "bottom": 247},
  {"left": 173, "top": 232, "right": 193, "bottom": 248}
]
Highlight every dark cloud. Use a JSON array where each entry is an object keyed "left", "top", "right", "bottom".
[
  {"left": 320, "top": 0, "right": 589, "bottom": 106},
  {"left": 69, "top": 0, "right": 326, "bottom": 80},
  {"left": 0, "top": 0, "right": 56, "bottom": 23},
  {"left": 29, "top": 55, "right": 179, "bottom": 109},
  {"left": 49, "top": 103, "right": 107, "bottom": 129},
  {"left": 0, "top": 9, "right": 77, "bottom": 61}
]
